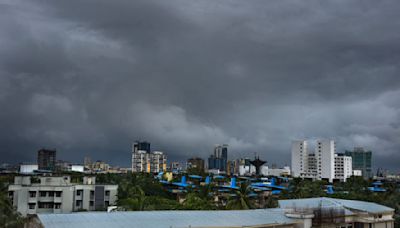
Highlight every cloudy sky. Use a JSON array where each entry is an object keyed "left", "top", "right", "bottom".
[{"left": 1, "top": 0, "right": 399, "bottom": 171}]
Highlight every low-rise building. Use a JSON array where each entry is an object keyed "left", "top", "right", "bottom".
[
  {"left": 279, "top": 197, "right": 394, "bottom": 228},
  {"left": 8, "top": 176, "right": 117, "bottom": 216},
  {"left": 268, "top": 166, "right": 291, "bottom": 177},
  {"left": 19, "top": 164, "right": 39, "bottom": 174},
  {"left": 186, "top": 157, "right": 205, "bottom": 173},
  {"left": 35, "top": 198, "right": 394, "bottom": 228}
]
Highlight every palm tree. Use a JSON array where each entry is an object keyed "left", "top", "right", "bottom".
[
  {"left": 226, "top": 183, "right": 252, "bottom": 210},
  {"left": 117, "top": 184, "right": 146, "bottom": 211}
]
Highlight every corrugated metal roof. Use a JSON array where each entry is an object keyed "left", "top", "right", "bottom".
[
  {"left": 279, "top": 197, "right": 394, "bottom": 214},
  {"left": 38, "top": 208, "right": 297, "bottom": 228}
]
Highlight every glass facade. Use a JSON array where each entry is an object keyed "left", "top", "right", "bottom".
[{"left": 345, "top": 147, "right": 372, "bottom": 179}]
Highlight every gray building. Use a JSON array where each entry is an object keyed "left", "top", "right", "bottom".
[
  {"left": 37, "top": 148, "right": 56, "bottom": 171},
  {"left": 208, "top": 144, "right": 228, "bottom": 172},
  {"left": 8, "top": 176, "right": 117, "bottom": 216},
  {"left": 345, "top": 147, "right": 372, "bottom": 179}
]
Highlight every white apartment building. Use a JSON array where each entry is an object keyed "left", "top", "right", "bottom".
[
  {"left": 334, "top": 154, "right": 353, "bottom": 181},
  {"left": 132, "top": 150, "right": 149, "bottom": 172},
  {"left": 151, "top": 151, "right": 167, "bottom": 173},
  {"left": 291, "top": 139, "right": 353, "bottom": 182},
  {"left": 8, "top": 176, "right": 117, "bottom": 216},
  {"left": 291, "top": 140, "right": 308, "bottom": 177},
  {"left": 131, "top": 149, "right": 167, "bottom": 173}
]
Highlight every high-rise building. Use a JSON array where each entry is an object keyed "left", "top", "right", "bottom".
[
  {"left": 208, "top": 144, "right": 228, "bottom": 172},
  {"left": 133, "top": 141, "right": 151, "bottom": 153},
  {"left": 131, "top": 141, "right": 167, "bottom": 173},
  {"left": 37, "top": 149, "right": 56, "bottom": 171},
  {"left": 291, "top": 140, "right": 352, "bottom": 182},
  {"left": 291, "top": 140, "right": 309, "bottom": 178},
  {"left": 334, "top": 154, "right": 353, "bottom": 181},
  {"left": 317, "top": 140, "right": 336, "bottom": 182},
  {"left": 214, "top": 144, "right": 228, "bottom": 160},
  {"left": 151, "top": 151, "right": 167, "bottom": 173},
  {"left": 345, "top": 147, "right": 372, "bottom": 179}
]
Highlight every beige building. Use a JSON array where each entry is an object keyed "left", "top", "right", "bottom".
[
  {"left": 8, "top": 176, "right": 117, "bottom": 216},
  {"left": 279, "top": 197, "right": 395, "bottom": 228}
]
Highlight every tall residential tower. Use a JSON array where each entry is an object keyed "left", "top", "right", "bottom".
[
  {"left": 291, "top": 139, "right": 352, "bottom": 182},
  {"left": 131, "top": 141, "right": 167, "bottom": 173}
]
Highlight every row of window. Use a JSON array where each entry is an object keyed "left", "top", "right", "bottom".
[
  {"left": 29, "top": 191, "right": 62, "bottom": 198},
  {"left": 28, "top": 202, "right": 62, "bottom": 209},
  {"left": 76, "top": 190, "right": 110, "bottom": 196},
  {"left": 75, "top": 200, "right": 109, "bottom": 207}
]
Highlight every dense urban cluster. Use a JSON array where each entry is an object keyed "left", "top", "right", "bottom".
[{"left": 0, "top": 140, "right": 399, "bottom": 228}]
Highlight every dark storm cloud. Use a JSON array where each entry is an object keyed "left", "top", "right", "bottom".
[{"left": 0, "top": 0, "right": 399, "bottom": 170}]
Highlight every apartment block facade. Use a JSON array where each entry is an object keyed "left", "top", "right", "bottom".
[
  {"left": 291, "top": 139, "right": 353, "bottom": 182},
  {"left": 8, "top": 176, "right": 117, "bottom": 216},
  {"left": 131, "top": 141, "right": 167, "bottom": 173}
]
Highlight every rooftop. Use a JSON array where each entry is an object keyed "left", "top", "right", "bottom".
[
  {"left": 38, "top": 208, "right": 297, "bottom": 228},
  {"left": 279, "top": 197, "right": 394, "bottom": 214}
]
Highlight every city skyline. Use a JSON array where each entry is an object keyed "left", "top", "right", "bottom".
[
  {"left": 1, "top": 1, "right": 400, "bottom": 171},
  {"left": 0, "top": 139, "right": 384, "bottom": 173}
]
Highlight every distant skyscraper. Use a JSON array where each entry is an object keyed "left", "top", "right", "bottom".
[
  {"left": 208, "top": 144, "right": 228, "bottom": 172},
  {"left": 133, "top": 141, "right": 151, "bottom": 153},
  {"left": 345, "top": 147, "right": 372, "bottom": 179},
  {"left": 131, "top": 141, "right": 166, "bottom": 173},
  {"left": 37, "top": 148, "right": 56, "bottom": 171}
]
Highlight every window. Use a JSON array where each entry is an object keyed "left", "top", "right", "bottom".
[
  {"left": 105, "top": 191, "right": 110, "bottom": 196},
  {"left": 55, "top": 191, "right": 62, "bottom": 197},
  {"left": 38, "top": 202, "right": 54, "bottom": 209},
  {"left": 76, "top": 190, "right": 83, "bottom": 196},
  {"left": 29, "top": 191, "right": 36, "bottom": 197},
  {"left": 105, "top": 201, "right": 109, "bottom": 207},
  {"left": 48, "top": 191, "right": 54, "bottom": 197},
  {"left": 40, "top": 191, "right": 46, "bottom": 197},
  {"left": 28, "top": 203, "right": 36, "bottom": 209},
  {"left": 8, "top": 191, "right": 13, "bottom": 197},
  {"left": 54, "top": 203, "right": 61, "bottom": 209},
  {"left": 76, "top": 200, "right": 82, "bottom": 207},
  {"left": 90, "top": 201, "right": 94, "bottom": 207}
]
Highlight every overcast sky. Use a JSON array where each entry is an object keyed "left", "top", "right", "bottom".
[{"left": 1, "top": 0, "right": 399, "bottom": 171}]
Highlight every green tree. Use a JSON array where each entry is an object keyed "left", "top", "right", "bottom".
[
  {"left": 118, "top": 186, "right": 146, "bottom": 211},
  {"left": 0, "top": 179, "right": 24, "bottom": 228},
  {"left": 226, "top": 183, "right": 252, "bottom": 210},
  {"left": 182, "top": 193, "right": 215, "bottom": 210}
]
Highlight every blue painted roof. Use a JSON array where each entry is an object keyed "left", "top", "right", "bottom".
[
  {"left": 38, "top": 209, "right": 297, "bottom": 228},
  {"left": 189, "top": 175, "right": 203, "bottom": 179},
  {"left": 213, "top": 175, "right": 225, "bottom": 179}
]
